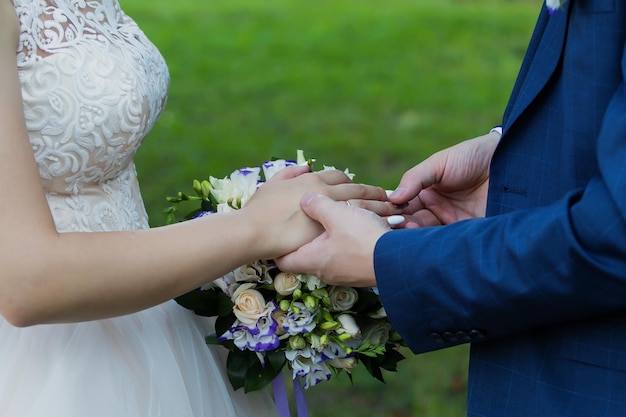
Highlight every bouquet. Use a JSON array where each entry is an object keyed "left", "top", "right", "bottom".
[{"left": 165, "top": 151, "right": 405, "bottom": 393}]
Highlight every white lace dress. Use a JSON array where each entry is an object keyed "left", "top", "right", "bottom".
[{"left": 0, "top": 1, "right": 277, "bottom": 416}]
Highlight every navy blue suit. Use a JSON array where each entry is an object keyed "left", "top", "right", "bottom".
[{"left": 375, "top": 0, "right": 626, "bottom": 414}]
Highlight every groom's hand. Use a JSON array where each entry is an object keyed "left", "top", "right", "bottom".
[
  {"left": 388, "top": 131, "right": 500, "bottom": 228},
  {"left": 276, "top": 193, "right": 389, "bottom": 287},
  {"left": 245, "top": 168, "right": 388, "bottom": 260}
]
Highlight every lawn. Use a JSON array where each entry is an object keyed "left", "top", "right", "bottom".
[{"left": 123, "top": 0, "right": 539, "bottom": 415}]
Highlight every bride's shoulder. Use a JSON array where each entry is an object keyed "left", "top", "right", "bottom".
[{"left": 0, "top": 0, "right": 19, "bottom": 52}]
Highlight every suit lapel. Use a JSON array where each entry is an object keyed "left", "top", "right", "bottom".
[{"left": 502, "top": 2, "right": 570, "bottom": 132}]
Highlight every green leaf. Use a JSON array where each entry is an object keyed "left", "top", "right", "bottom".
[
  {"left": 205, "top": 333, "right": 219, "bottom": 345},
  {"left": 226, "top": 349, "right": 253, "bottom": 391},
  {"left": 266, "top": 349, "right": 287, "bottom": 372},
  {"left": 174, "top": 289, "right": 221, "bottom": 317},
  {"left": 378, "top": 347, "right": 406, "bottom": 372},
  {"left": 215, "top": 313, "right": 236, "bottom": 339},
  {"left": 244, "top": 354, "right": 284, "bottom": 392},
  {"left": 216, "top": 292, "right": 235, "bottom": 316},
  {"left": 359, "top": 354, "right": 385, "bottom": 383}
]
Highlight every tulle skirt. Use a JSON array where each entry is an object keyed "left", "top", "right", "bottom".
[{"left": 0, "top": 300, "right": 276, "bottom": 417}]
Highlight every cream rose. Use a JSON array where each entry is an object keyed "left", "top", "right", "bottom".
[
  {"left": 232, "top": 283, "right": 270, "bottom": 326},
  {"left": 273, "top": 272, "right": 301, "bottom": 296},
  {"left": 328, "top": 286, "right": 359, "bottom": 311},
  {"left": 271, "top": 309, "right": 288, "bottom": 336}
]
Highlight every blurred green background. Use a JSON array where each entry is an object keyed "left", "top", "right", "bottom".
[{"left": 125, "top": 0, "right": 538, "bottom": 415}]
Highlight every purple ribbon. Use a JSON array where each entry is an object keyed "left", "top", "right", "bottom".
[{"left": 271, "top": 373, "right": 309, "bottom": 417}]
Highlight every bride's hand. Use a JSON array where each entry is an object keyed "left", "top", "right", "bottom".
[{"left": 240, "top": 166, "right": 389, "bottom": 260}]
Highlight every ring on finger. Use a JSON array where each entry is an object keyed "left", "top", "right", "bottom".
[{"left": 346, "top": 200, "right": 352, "bottom": 207}]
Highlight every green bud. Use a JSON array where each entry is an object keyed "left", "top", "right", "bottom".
[
  {"left": 201, "top": 180, "right": 211, "bottom": 199},
  {"left": 320, "top": 321, "right": 339, "bottom": 331},
  {"left": 311, "top": 288, "right": 328, "bottom": 299},
  {"left": 309, "top": 333, "right": 321, "bottom": 348},
  {"left": 292, "top": 289, "right": 303, "bottom": 300},
  {"left": 304, "top": 295, "right": 318, "bottom": 310},
  {"left": 319, "top": 334, "right": 330, "bottom": 346},
  {"left": 321, "top": 310, "right": 334, "bottom": 323},
  {"left": 338, "top": 332, "right": 353, "bottom": 342},
  {"left": 279, "top": 299, "right": 290, "bottom": 312},
  {"left": 289, "top": 335, "right": 306, "bottom": 350},
  {"left": 192, "top": 179, "right": 202, "bottom": 196}
]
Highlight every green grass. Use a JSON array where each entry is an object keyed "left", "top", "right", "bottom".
[{"left": 123, "top": 0, "right": 538, "bottom": 415}]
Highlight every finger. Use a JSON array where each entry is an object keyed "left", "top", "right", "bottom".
[
  {"left": 299, "top": 193, "right": 344, "bottom": 228},
  {"left": 313, "top": 169, "right": 354, "bottom": 185},
  {"left": 269, "top": 165, "right": 311, "bottom": 181},
  {"left": 325, "top": 183, "right": 388, "bottom": 203},
  {"left": 403, "top": 210, "right": 443, "bottom": 228},
  {"left": 276, "top": 247, "right": 317, "bottom": 276},
  {"left": 387, "top": 157, "right": 439, "bottom": 205},
  {"left": 348, "top": 199, "right": 401, "bottom": 217}
]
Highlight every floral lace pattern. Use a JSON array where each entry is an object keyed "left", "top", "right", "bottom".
[{"left": 14, "top": 0, "right": 169, "bottom": 232}]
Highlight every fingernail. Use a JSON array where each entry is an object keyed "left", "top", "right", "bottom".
[
  {"left": 389, "top": 188, "right": 405, "bottom": 200},
  {"left": 386, "top": 215, "right": 405, "bottom": 226},
  {"left": 301, "top": 192, "right": 317, "bottom": 206}
]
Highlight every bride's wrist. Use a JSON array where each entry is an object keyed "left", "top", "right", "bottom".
[{"left": 228, "top": 208, "right": 272, "bottom": 261}]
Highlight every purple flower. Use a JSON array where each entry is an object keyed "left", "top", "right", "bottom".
[
  {"left": 219, "top": 315, "right": 280, "bottom": 352},
  {"left": 191, "top": 210, "right": 213, "bottom": 219},
  {"left": 282, "top": 302, "right": 317, "bottom": 335},
  {"left": 285, "top": 347, "right": 332, "bottom": 389},
  {"left": 261, "top": 159, "right": 298, "bottom": 180},
  {"left": 546, "top": 0, "right": 564, "bottom": 15}
]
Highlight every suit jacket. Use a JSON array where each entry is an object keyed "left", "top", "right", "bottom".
[{"left": 375, "top": 0, "right": 626, "bottom": 415}]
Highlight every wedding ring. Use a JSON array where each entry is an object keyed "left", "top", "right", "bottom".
[{"left": 345, "top": 200, "right": 352, "bottom": 207}]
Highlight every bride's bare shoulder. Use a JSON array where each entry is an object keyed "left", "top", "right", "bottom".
[{"left": 0, "top": 0, "right": 19, "bottom": 52}]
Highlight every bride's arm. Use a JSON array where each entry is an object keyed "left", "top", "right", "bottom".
[{"left": 0, "top": 6, "right": 388, "bottom": 326}]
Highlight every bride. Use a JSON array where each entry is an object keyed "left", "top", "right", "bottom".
[{"left": 0, "top": 1, "right": 392, "bottom": 416}]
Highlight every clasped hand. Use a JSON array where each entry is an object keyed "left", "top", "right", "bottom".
[{"left": 276, "top": 131, "right": 501, "bottom": 287}]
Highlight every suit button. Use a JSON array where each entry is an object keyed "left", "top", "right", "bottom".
[
  {"left": 442, "top": 332, "right": 458, "bottom": 343},
  {"left": 469, "top": 329, "right": 485, "bottom": 340},
  {"left": 430, "top": 332, "right": 446, "bottom": 344}
]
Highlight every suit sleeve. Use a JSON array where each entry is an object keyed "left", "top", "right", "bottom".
[{"left": 375, "top": 80, "right": 626, "bottom": 355}]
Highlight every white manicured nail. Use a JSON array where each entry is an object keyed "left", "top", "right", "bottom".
[
  {"left": 385, "top": 190, "right": 394, "bottom": 198},
  {"left": 386, "top": 215, "right": 405, "bottom": 226}
]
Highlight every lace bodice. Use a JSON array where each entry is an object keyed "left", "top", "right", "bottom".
[{"left": 14, "top": 0, "right": 169, "bottom": 232}]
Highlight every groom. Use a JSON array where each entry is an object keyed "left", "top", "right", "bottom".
[{"left": 278, "top": 0, "right": 626, "bottom": 415}]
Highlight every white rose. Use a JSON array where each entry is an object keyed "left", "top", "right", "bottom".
[
  {"left": 274, "top": 272, "right": 301, "bottom": 296},
  {"left": 232, "top": 283, "right": 269, "bottom": 326},
  {"left": 361, "top": 321, "right": 392, "bottom": 345},
  {"left": 328, "top": 286, "right": 359, "bottom": 311},
  {"left": 235, "top": 261, "right": 271, "bottom": 284}
]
